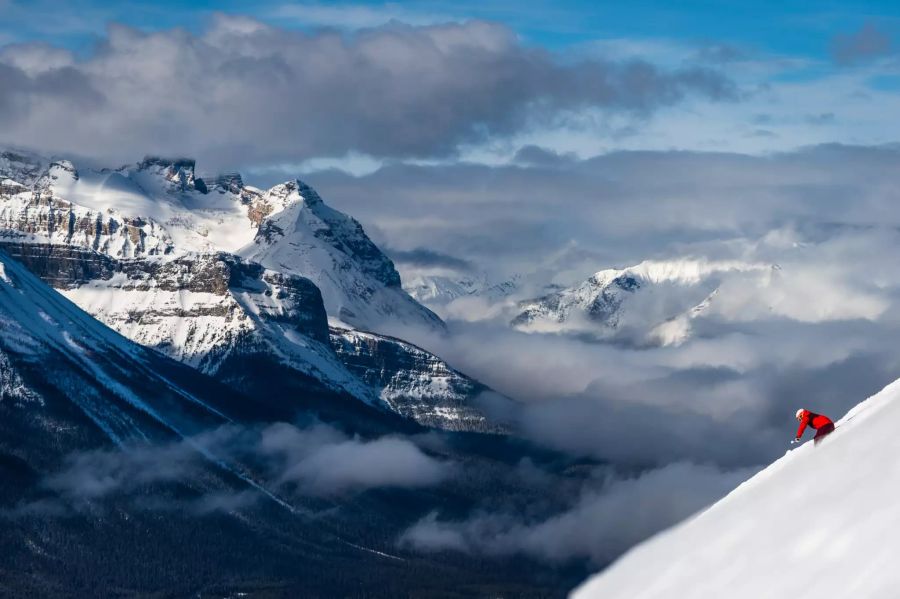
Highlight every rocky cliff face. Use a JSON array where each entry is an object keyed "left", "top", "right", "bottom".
[
  {"left": 0, "top": 239, "right": 362, "bottom": 394},
  {"left": 2, "top": 156, "right": 178, "bottom": 257},
  {"left": 0, "top": 248, "right": 422, "bottom": 596},
  {"left": 0, "top": 149, "right": 493, "bottom": 432},
  {"left": 0, "top": 241, "right": 117, "bottom": 287},
  {"left": 330, "top": 327, "right": 503, "bottom": 433}
]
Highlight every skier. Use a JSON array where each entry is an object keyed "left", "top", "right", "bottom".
[{"left": 793, "top": 408, "right": 834, "bottom": 445}]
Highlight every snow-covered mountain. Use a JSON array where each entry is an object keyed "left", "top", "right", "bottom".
[
  {"left": 405, "top": 273, "right": 522, "bottom": 307},
  {"left": 0, "top": 149, "right": 495, "bottom": 431},
  {"left": 405, "top": 274, "right": 483, "bottom": 306},
  {"left": 402, "top": 272, "right": 532, "bottom": 323},
  {"left": 573, "top": 379, "right": 900, "bottom": 598},
  {"left": 0, "top": 150, "right": 441, "bottom": 332},
  {"left": 2, "top": 243, "right": 371, "bottom": 399},
  {"left": 512, "top": 259, "right": 776, "bottom": 345},
  {"left": 240, "top": 180, "right": 443, "bottom": 332}
]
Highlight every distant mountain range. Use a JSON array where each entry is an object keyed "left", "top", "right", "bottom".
[
  {"left": 403, "top": 257, "right": 783, "bottom": 348},
  {"left": 512, "top": 259, "right": 778, "bottom": 346}
]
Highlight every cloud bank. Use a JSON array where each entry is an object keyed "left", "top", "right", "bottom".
[
  {"left": 324, "top": 144, "right": 900, "bottom": 480},
  {"left": 308, "top": 144, "right": 900, "bottom": 281},
  {"left": 401, "top": 462, "right": 751, "bottom": 565},
  {"left": 0, "top": 16, "right": 734, "bottom": 169},
  {"left": 34, "top": 422, "right": 449, "bottom": 513}
]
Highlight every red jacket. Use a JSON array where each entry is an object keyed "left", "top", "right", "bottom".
[{"left": 796, "top": 411, "right": 833, "bottom": 439}]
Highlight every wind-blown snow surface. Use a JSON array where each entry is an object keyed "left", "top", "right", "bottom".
[{"left": 574, "top": 379, "right": 900, "bottom": 599}]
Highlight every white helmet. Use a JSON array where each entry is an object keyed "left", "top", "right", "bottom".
[{"left": 795, "top": 409, "right": 805, "bottom": 419}]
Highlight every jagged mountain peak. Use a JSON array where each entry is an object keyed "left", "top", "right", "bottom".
[
  {"left": 136, "top": 155, "right": 197, "bottom": 171},
  {"left": 200, "top": 171, "right": 245, "bottom": 195},
  {"left": 46, "top": 159, "right": 79, "bottom": 178},
  {"left": 0, "top": 148, "right": 48, "bottom": 188},
  {"left": 239, "top": 179, "right": 440, "bottom": 331},
  {"left": 295, "top": 178, "right": 325, "bottom": 206},
  {"left": 128, "top": 155, "right": 204, "bottom": 195},
  {"left": 0, "top": 147, "right": 408, "bottom": 288}
]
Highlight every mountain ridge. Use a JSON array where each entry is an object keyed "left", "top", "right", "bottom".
[
  {"left": 512, "top": 258, "right": 777, "bottom": 346},
  {"left": 0, "top": 149, "right": 495, "bottom": 432}
]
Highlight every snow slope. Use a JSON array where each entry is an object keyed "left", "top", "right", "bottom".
[
  {"left": 0, "top": 247, "right": 233, "bottom": 443},
  {"left": 573, "top": 378, "right": 900, "bottom": 599}
]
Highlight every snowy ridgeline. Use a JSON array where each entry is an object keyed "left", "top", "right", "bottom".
[
  {"left": 405, "top": 259, "right": 786, "bottom": 347},
  {"left": 573, "top": 378, "right": 900, "bottom": 599},
  {"left": 0, "top": 150, "right": 503, "bottom": 432},
  {"left": 512, "top": 259, "right": 778, "bottom": 345},
  {"left": 0, "top": 150, "right": 441, "bottom": 333}
]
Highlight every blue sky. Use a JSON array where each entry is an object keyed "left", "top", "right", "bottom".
[
  {"left": 3, "top": 0, "right": 898, "bottom": 57},
  {"left": 2, "top": 0, "right": 900, "bottom": 172}
]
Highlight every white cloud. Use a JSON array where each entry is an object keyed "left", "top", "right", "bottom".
[
  {"left": 0, "top": 16, "right": 733, "bottom": 169},
  {"left": 401, "top": 462, "right": 753, "bottom": 565},
  {"left": 260, "top": 422, "right": 449, "bottom": 495},
  {"left": 269, "top": 3, "right": 455, "bottom": 29},
  {"left": 0, "top": 42, "right": 74, "bottom": 75}
]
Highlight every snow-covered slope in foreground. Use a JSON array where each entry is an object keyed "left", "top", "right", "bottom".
[{"left": 574, "top": 379, "right": 900, "bottom": 599}]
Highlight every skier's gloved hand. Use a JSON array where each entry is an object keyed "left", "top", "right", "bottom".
[{"left": 791, "top": 437, "right": 801, "bottom": 444}]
